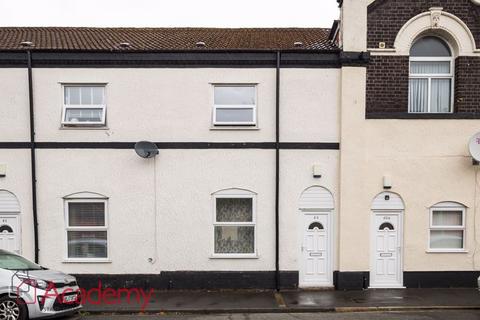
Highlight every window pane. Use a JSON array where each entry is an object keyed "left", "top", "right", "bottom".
[
  {"left": 430, "top": 230, "right": 463, "bottom": 249},
  {"left": 80, "top": 87, "right": 93, "bottom": 105},
  {"left": 432, "top": 210, "right": 463, "bottom": 226},
  {"left": 216, "top": 198, "right": 252, "bottom": 222},
  {"left": 215, "top": 108, "right": 254, "bottom": 123},
  {"left": 214, "top": 86, "right": 255, "bottom": 105},
  {"left": 430, "top": 79, "right": 451, "bottom": 113},
  {"left": 214, "top": 226, "right": 254, "bottom": 254},
  {"left": 410, "top": 36, "right": 451, "bottom": 57},
  {"left": 410, "top": 61, "right": 450, "bottom": 74},
  {"left": 409, "top": 78, "right": 428, "bottom": 112},
  {"left": 65, "top": 108, "right": 103, "bottom": 123},
  {"left": 68, "top": 202, "right": 105, "bottom": 227},
  {"left": 308, "top": 222, "right": 324, "bottom": 230},
  {"left": 92, "top": 87, "right": 104, "bottom": 104},
  {"left": 379, "top": 222, "right": 394, "bottom": 231},
  {"left": 65, "top": 87, "right": 80, "bottom": 105},
  {"left": 68, "top": 231, "right": 107, "bottom": 258}
]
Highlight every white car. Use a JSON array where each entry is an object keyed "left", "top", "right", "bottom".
[{"left": 0, "top": 249, "right": 81, "bottom": 319}]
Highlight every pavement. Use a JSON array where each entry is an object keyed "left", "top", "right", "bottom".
[
  {"left": 68, "top": 310, "right": 480, "bottom": 320},
  {"left": 80, "top": 288, "right": 480, "bottom": 314}
]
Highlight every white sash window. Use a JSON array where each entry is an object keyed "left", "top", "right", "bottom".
[
  {"left": 213, "top": 85, "right": 257, "bottom": 126},
  {"left": 65, "top": 200, "right": 108, "bottom": 260},
  {"left": 212, "top": 189, "right": 257, "bottom": 258},
  {"left": 62, "top": 85, "right": 106, "bottom": 125},
  {"left": 429, "top": 202, "right": 466, "bottom": 252}
]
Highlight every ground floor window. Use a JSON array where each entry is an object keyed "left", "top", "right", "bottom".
[
  {"left": 213, "top": 189, "right": 256, "bottom": 257},
  {"left": 65, "top": 199, "right": 108, "bottom": 260},
  {"left": 429, "top": 202, "right": 465, "bottom": 252}
]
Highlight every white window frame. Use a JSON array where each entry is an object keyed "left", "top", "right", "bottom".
[
  {"left": 408, "top": 39, "right": 455, "bottom": 114},
  {"left": 428, "top": 203, "right": 466, "bottom": 253},
  {"left": 64, "top": 198, "right": 109, "bottom": 262},
  {"left": 61, "top": 84, "right": 107, "bottom": 126},
  {"left": 212, "top": 84, "right": 257, "bottom": 126},
  {"left": 211, "top": 189, "right": 257, "bottom": 258}
]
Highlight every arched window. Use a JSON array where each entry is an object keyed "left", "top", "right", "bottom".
[
  {"left": 0, "top": 225, "right": 13, "bottom": 233},
  {"left": 308, "top": 222, "right": 324, "bottom": 230},
  {"left": 379, "top": 222, "right": 394, "bottom": 231},
  {"left": 409, "top": 36, "right": 454, "bottom": 114}
]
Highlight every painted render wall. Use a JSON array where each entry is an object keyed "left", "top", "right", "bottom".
[
  {"left": 338, "top": 66, "right": 368, "bottom": 272},
  {"left": 340, "top": 116, "right": 480, "bottom": 272},
  {"left": 0, "top": 66, "right": 341, "bottom": 275},
  {"left": 0, "top": 69, "right": 30, "bottom": 141},
  {"left": 35, "top": 148, "right": 338, "bottom": 274},
  {"left": 27, "top": 68, "right": 340, "bottom": 143},
  {"left": 0, "top": 150, "right": 35, "bottom": 260},
  {"left": 339, "top": 0, "right": 480, "bottom": 273},
  {"left": 364, "top": 121, "right": 480, "bottom": 271},
  {"left": 279, "top": 150, "right": 339, "bottom": 272}
]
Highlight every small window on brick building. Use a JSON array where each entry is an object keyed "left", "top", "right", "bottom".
[{"left": 409, "top": 36, "right": 454, "bottom": 114}]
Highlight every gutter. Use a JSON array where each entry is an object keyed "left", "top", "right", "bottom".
[
  {"left": 274, "top": 51, "right": 281, "bottom": 291},
  {"left": 27, "top": 50, "right": 40, "bottom": 263}
]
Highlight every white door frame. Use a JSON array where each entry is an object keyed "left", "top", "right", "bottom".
[
  {"left": 0, "top": 190, "right": 22, "bottom": 254},
  {"left": 0, "top": 214, "right": 21, "bottom": 254},
  {"left": 369, "top": 209, "right": 404, "bottom": 288},
  {"left": 299, "top": 209, "right": 334, "bottom": 288}
]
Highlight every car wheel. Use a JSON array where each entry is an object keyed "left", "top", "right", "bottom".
[{"left": 0, "top": 296, "right": 27, "bottom": 320}]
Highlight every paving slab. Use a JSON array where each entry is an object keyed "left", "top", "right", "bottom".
[
  {"left": 281, "top": 289, "right": 480, "bottom": 309},
  {"left": 81, "top": 288, "right": 480, "bottom": 314},
  {"left": 83, "top": 290, "right": 278, "bottom": 313}
]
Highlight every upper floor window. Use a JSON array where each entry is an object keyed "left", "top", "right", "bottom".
[
  {"left": 409, "top": 36, "right": 454, "bottom": 114},
  {"left": 429, "top": 202, "right": 465, "bottom": 252},
  {"left": 62, "top": 85, "right": 106, "bottom": 126},
  {"left": 213, "top": 85, "right": 256, "bottom": 126}
]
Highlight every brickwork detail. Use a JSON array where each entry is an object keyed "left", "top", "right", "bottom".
[
  {"left": 367, "top": 0, "right": 480, "bottom": 49},
  {"left": 455, "top": 56, "right": 480, "bottom": 113},
  {"left": 366, "top": 0, "right": 480, "bottom": 117},
  {"left": 366, "top": 55, "right": 409, "bottom": 114}
]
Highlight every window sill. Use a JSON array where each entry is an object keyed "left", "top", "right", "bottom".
[
  {"left": 62, "top": 259, "right": 112, "bottom": 263},
  {"left": 210, "top": 126, "right": 260, "bottom": 131},
  {"left": 426, "top": 250, "right": 468, "bottom": 254},
  {"left": 209, "top": 254, "right": 258, "bottom": 259},
  {"left": 366, "top": 112, "right": 480, "bottom": 120},
  {"left": 60, "top": 126, "right": 109, "bottom": 130}
]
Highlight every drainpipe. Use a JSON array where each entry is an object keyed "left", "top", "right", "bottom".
[
  {"left": 274, "top": 51, "right": 281, "bottom": 291},
  {"left": 27, "top": 50, "right": 40, "bottom": 263}
]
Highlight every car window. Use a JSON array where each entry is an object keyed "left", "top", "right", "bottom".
[{"left": 0, "top": 254, "right": 42, "bottom": 270}]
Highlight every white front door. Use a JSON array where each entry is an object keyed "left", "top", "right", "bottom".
[
  {"left": 370, "top": 212, "right": 403, "bottom": 288},
  {"left": 300, "top": 213, "right": 331, "bottom": 287},
  {"left": 0, "top": 216, "right": 20, "bottom": 254}
]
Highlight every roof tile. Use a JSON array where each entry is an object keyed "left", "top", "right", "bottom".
[{"left": 0, "top": 27, "right": 337, "bottom": 51}]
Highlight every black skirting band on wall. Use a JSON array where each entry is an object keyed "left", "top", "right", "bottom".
[
  {"left": 335, "top": 271, "right": 480, "bottom": 290},
  {"left": 71, "top": 271, "right": 480, "bottom": 290},
  {"left": 74, "top": 271, "right": 299, "bottom": 290},
  {"left": 0, "top": 142, "right": 340, "bottom": 150}
]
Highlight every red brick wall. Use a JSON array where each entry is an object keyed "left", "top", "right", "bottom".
[
  {"left": 366, "top": 56, "right": 480, "bottom": 117},
  {"left": 366, "top": 55, "right": 409, "bottom": 114},
  {"left": 455, "top": 57, "right": 480, "bottom": 114},
  {"left": 367, "top": 0, "right": 480, "bottom": 49},
  {"left": 366, "top": 0, "right": 480, "bottom": 118}
]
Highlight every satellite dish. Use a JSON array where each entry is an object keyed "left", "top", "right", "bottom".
[
  {"left": 468, "top": 132, "right": 480, "bottom": 162},
  {"left": 134, "top": 141, "right": 159, "bottom": 159}
]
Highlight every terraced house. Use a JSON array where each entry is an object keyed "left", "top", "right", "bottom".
[{"left": 0, "top": 0, "right": 479, "bottom": 290}]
